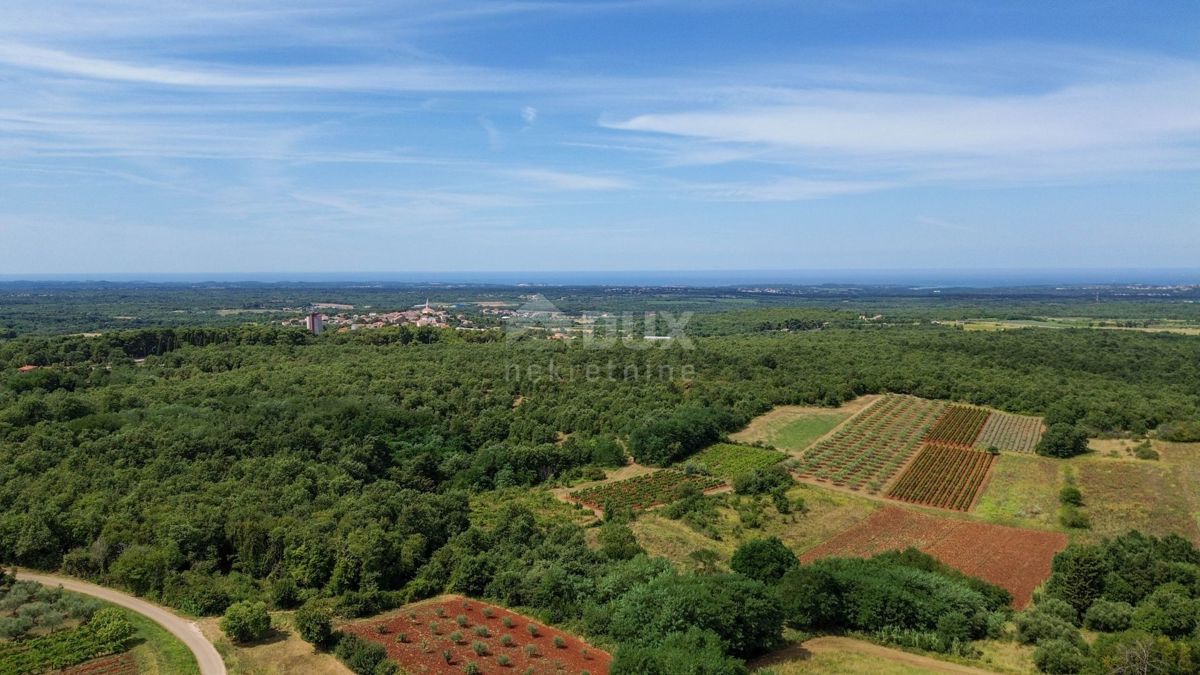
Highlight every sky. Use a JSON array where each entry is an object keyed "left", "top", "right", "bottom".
[{"left": 0, "top": 0, "right": 1198, "bottom": 277}]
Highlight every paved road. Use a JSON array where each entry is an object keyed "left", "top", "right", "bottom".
[{"left": 15, "top": 570, "right": 226, "bottom": 675}]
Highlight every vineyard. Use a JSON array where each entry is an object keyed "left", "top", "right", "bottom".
[
  {"left": 923, "top": 405, "right": 990, "bottom": 447},
  {"left": 62, "top": 652, "right": 137, "bottom": 675},
  {"left": 569, "top": 470, "right": 722, "bottom": 512},
  {"left": 886, "top": 443, "right": 996, "bottom": 511},
  {"left": 976, "top": 412, "right": 1044, "bottom": 453},
  {"left": 678, "top": 443, "right": 784, "bottom": 478},
  {"left": 793, "top": 395, "right": 946, "bottom": 493}
]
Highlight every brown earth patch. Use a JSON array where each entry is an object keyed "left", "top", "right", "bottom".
[{"left": 800, "top": 506, "right": 1067, "bottom": 608}]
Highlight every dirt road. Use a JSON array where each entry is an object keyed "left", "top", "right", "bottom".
[
  {"left": 15, "top": 570, "right": 226, "bottom": 675},
  {"left": 752, "top": 636, "right": 999, "bottom": 674}
]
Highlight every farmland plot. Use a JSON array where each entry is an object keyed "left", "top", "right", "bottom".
[
  {"left": 886, "top": 444, "right": 995, "bottom": 511},
  {"left": 975, "top": 412, "right": 1044, "bottom": 453},
  {"left": 345, "top": 595, "right": 610, "bottom": 674},
  {"left": 793, "top": 395, "right": 945, "bottom": 493},
  {"left": 923, "top": 405, "right": 990, "bottom": 447},
  {"left": 569, "top": 470, "right": 721, "bottom": 513},
  {"left": 800, "top": 506, "right": 1068, "bottom": 608},
  {"left": 678, "top": 443, "right": 785, "bottom": 478}
]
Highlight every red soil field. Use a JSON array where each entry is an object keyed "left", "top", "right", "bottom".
[
  {"left": 62, "top": 652, "right": 137, "bottom": 675},
  {"left": 343, "top": 595, "right": 611, "bottom": 675},
  {"left": 799, "top": 506, "right": 1067, "bottom": 608}
]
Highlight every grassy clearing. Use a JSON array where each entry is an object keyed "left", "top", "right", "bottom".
[
  {"left": 630, "top": 483, "right": 877, "bottom": 570},
  {"left": 200, "top": 612, "right": 347, "bottom": 675},
  {"left": 1073, "top": 456, "right": 1200, "bottom": 543},
  {"left": 754, "top": 648, "right": 935, "bottom": 674},
  {"left": 973, "top": 453, "right": 1062, "bottom": 529},
  {"left": 730, "top": 396, "right": 877, "bottom": 451}
]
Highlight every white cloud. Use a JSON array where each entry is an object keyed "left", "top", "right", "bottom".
[
  {"left": 694, "top": 177, "right": 893, "bottom": 201},
  {"left": 521, "top": 106, "right": 538, "bottom": 124},
  {"left": 510, "top": 168, "right": 630, "bottom": 191}
]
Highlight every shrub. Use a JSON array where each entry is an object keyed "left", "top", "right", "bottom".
[
  {"left": 474, "top": 625, "right": 489, "bottom": 638},
  {"left": 524, "top": 644, "right": 539, "bottom": 658},
  {"left": 1059, "top": 506, "right": 1090, "bottom": 529},
  {"left": 597, "top": 522, "right": 644, "bottom": 561},
  {"left": 1037, "top": 598, "right": 1079, "bottom": 626},
  {"left": 1033, "top": 638, "right": 1089, "bottom": 674},
  {"left": 456, "top": 614, "right": 468, "bottom": 627},
  {"left": 482, "top": 608, "right": 495, "bottom": 619},
  {"left": 1058, "top": 486, "right": 1083, "bottom": 507},
  {"left": 86, "top": 607, "right": 136, "bottom": 647},
  {"left": 442, "top": 649, "right": 453, "bottom": 664},
  {"left": 450, "top": 630, "right": 464, "bottom": 644},
  {"left": 430, "top": 621, "right": 441, "bottom": 635},
  {"left": 500, "top": 634, "right": 514, "bottom": 647},
  {"left": 436, "top": 607, "right": 447, "bottom": 618},
  {"left": 1130, "top": 584, "right": 1198, "bottom": 637},
  {"left": 732, "top": 465, "right": 793, "bottom": 495},
  {"left": 335, "top": 635, "right": 388, "bottom": 675},
  {"left": 395, "top": 632, "right": 408, "bottom": 643},
  {"left": 730, "top": 537, "right": 799, "bottom": 583},
  {"left": 472, "top": 640, "right": 488, "bottom": 656},
  {"left": 502, "top": 616, "right": 514, "bottom": 628},
  {"left": 294, "top": 601, "right": 334, "bottom": 648},
  {"left": 611, "top": 628, "right": 747, "bottom": 675},
  {"left": 526, "top": 623, "right": 539, "bottom": 637},
  {"left": 464, "top": 663, "right": 480, "bottom": 675},
  {"left": 497, "top": 654, "right": 512, "bottom": 666},
  {"left": 1084, "top": 600, "right": 1134, "bottom": 632},
  {"left": 375, "top": 623, "right": 388, "bottom": 635},
  {"left": 1037, "top": 424, "right": 1089, "bottom": 458},
  {"left": 553, "top": 635, "right": 566, "bottom": 649},
  {"left": 1015, "top": 610, "right": 1084, "bottom": 648},
  {"left": 220, "top": 600, "right": 271, "bottom": 643}
]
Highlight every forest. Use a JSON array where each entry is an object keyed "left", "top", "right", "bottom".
[{"left": 2, "top": 290, "right": 1200, "bottom": 671}]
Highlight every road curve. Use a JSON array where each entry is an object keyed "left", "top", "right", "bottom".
[{"left": 15, "top": 570, "right": 226, "bottom": 675}]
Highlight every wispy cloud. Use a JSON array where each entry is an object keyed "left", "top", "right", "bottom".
[{"left": 509, "top": 168, "right": 630, "bottom": 191}]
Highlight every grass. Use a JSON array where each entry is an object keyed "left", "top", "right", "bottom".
[
  {"left": 973, "top": 454, "right": 1063, "bottom": 529},
  {"left": 122, "top": 606, "right": 201, "bottom": 675},
  {"left": 677, "top": 443, "right": 784, "bottom": 478},
  {"left": 630, "top": 483, "right": 877, "bottom": 570},
  {"left": 1072, "top": 455, "right": 1200, "bottom": 543},
  {"left": 760, "top": 650, "right": 934, "bottom": 674},
  {"left": 730, "top": 400, "right": 872, "bottom": 452}
]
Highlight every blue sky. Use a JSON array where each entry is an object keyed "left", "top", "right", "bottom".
[{"left": 0, "top": 0, "right": 1197, "bottom": 275}]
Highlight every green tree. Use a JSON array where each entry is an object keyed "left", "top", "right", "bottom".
[
  {"left": 1037, "top": 424, "right": 1089, "bottom": 458},
  {"left": 220, "top": 600, "right": 271, "bottom": 643},
  {"left": 729, "top": 538, "right": 798, "bottom": 584},
  {"left": 294, "top": 601, "right": 334, "bottom": 648}
]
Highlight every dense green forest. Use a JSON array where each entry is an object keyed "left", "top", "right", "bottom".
[{"left": 3, "top": 288, "right": 1200, "bottom": 670}]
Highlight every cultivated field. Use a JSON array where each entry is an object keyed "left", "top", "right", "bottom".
[
  {"left": 793, "top": 395, "right": 946, "bottom": 493},
  {"left": 923, "top": 405, "right": 990, "bottom": 447},
  {"left": 343, "top": 596, "right": 610, "bottom": 675},
  {"left": 800, "top": 506, "right": 1068, "bottom": 608},
  {"left": 885, "top": 444, "right": 996, "bottom": 511},
  {"left": 730, "top": 396, "right": 878, "bottom": 451},
  {"left": 976, "top": 412, "right": 1044, "bottom": 453},
  {"left": 62, "top": 653, "right": 137, "bottom": 675},
  {"left": 676, "top": 443, "right": 785, "bottom": 478},
  {"left": 568, "top": 470, "right": 722, "bottom": 513}
]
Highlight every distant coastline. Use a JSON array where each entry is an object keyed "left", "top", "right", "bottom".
[{"left": 2, "top": 268, "right": 1199, "bottom": 287}]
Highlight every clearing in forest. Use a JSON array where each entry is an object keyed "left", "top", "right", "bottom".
[
  {"left": 568, "top": 469, "right": 722, "bottom": 513},
  {"left": 730, "top": 396, "right": 878, "bottom": 450},
  {"left": 344, "top": 595, "right": 610, "bottom": 675},
  {"left": 793, "top": 395, "right": 945, "bottom": 494},
  {"left": 885, "top": 444, "right": 996, "bottom": 512},
  {"left": 800, "top": 506, "right": 1067, "bottom": 608},
  {"left": 975, "top": 412, "right": 1044, "bottom": 453},
  {"left": 677, "top": 443, "right": 785, "bottom": 478}
]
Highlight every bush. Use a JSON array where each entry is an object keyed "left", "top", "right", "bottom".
[
  {"left": 730, "top": 538, "right": 798, "bottom": 584},
  {"left": 597, "top": 522, "right": 644, "bottom": 561},
  {"left": 553, "top": 635, "right": 566, "bottom": 648},
  {"left": 1033, "top": 638, "right": 1089, "bottom": 674},
  {"left": 450, "top": 630, "right": 464, "bottom": 644},
  {"left": 1130, "top": 584, "right": 1198, "bottom": 637},
  {"left": 294, "top": 601, "right": 333, "bottom": 648},
  {"left": 1037, "top": 424, "right": 1089, "bottom": 458},
  {"left": 607, "top": 572, "right": 782, "bottom": 657},
  {"left": 1036, "top": 598, "right": 1079, "bottom": 626},
  {"left": 86, "top": 607, "right": 136, "bottom": 647},
  {"left": 610, "top": 628, "right": 748, "bottom": 675},
  {"left": 731, "top": 465, "right": 793, "bottom": 496},
  {"left": 1015, "top": 611, "right": 1084, "bottom": 648},
  {"left": 219, "top": 600, "right": 271, "bottom": 643},
  {"left": 334, "top": 634, "right": 388, "bottom": 675},
  {"left": 1058, "top": 486, "right": 1083, "bottom": 507},
  {"left": 1084, "top": 599, "right": 1134, "bottom": 632},
  {"left": 1058, "top": 506, "right": 1090, "bottom": 529}
]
